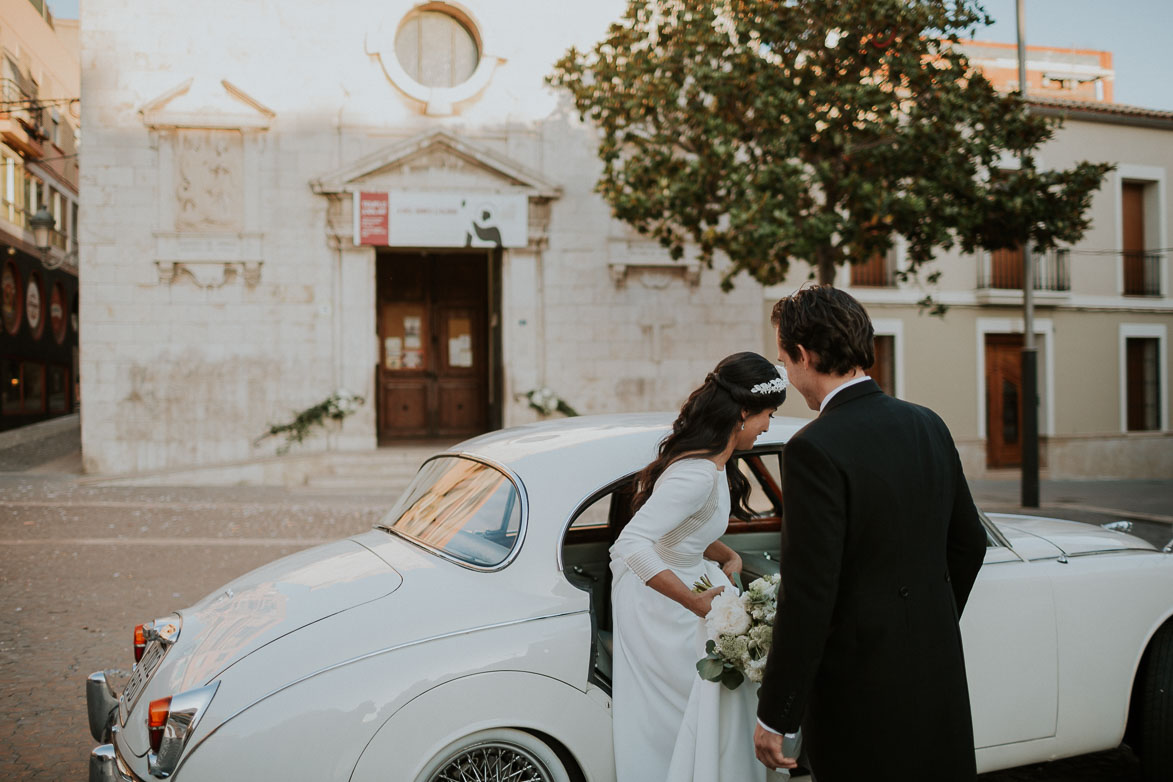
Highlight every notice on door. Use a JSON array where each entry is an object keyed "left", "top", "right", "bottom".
[{"left": 354, "top": 192, "right": 390, "bottom": 245}]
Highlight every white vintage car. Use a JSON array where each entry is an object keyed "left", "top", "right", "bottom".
[{"left": 86, "top": 414, "right": 1173, "bottom": 782}]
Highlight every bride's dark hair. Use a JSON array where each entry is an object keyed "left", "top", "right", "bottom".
[{"left": 632, "top": 352, "right": 786, "bottom": 521}]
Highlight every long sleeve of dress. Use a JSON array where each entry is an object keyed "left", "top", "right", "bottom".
[{"left": 610, "top": 460, "right": 719, "bottom": 583}]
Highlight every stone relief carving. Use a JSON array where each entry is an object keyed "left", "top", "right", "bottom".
[
  {"left": 155, "top": 260, "right": 263, "bottom": 289},
  {"left": 174, "top": 130, "right": 244, "bottom": 232}
]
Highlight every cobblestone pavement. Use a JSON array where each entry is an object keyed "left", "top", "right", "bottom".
[
  {"left": 0, "top": 467, "right": 1164, "bottom": 781},
  {"left": 0, "top": 474, "right": 390, "bottom": 781}
]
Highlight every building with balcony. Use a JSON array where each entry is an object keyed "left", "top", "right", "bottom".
[
  {"left": 0, "top": 0, "right": 79, "bottom": 432},
  {"left": 782, "top": 92, "right": 1173, "bottom": 478},
  {"left": 79, "top": 1, "right": 1167, "bottom": 479}
]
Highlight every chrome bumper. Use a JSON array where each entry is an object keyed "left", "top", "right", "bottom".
[
  {"left": 89, "top": 739, "right": 141, "bottom": 782},
  {"left": 87, "top": 670, "right": 122, "bottom": 742}
]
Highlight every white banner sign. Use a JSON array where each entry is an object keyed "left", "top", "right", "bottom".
[{"left": 354, "top": 190, "right": 529, "bottom": 248}]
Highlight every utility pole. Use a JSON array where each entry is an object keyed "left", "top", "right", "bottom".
[{"left": 1016, "top": 0, "right": 1040, "bottom": 507}]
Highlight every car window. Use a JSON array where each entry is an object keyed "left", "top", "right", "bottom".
[
  {"left": 570, "top": 492, "right": 612, "bottom": 530},
  {"left": 733, "top": 452, "right": 783, "bottom": 518},
  {"left": 379, "top": 456, "right": 523, "bottom": 568},
  {"left": 978, "top": 509, "right": 1011, "bottom": 549},
  {"left": 725, "top": 450, "right": 784, "bottom": 534}
]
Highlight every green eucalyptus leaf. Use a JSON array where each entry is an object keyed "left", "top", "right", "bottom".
[
  {"left": 720, "top": 667, "right": 745, "bottom": 691},
  {"left": 697, "top": 656, "right": 726, "bottom": 682}
]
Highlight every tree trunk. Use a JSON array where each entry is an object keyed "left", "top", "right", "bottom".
[{"left": 817, "top": 247, "right": 836, "bottom": 285}]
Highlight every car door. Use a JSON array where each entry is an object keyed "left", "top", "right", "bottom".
[{"left": 960, "top": 518, "right": 1060, "bottom": 748}]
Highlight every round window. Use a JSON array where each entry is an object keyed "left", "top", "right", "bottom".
[
  {"left": 1, "top": 260, "right": 21, "bottom": 336},
  {"left": 395, "top": 8, "right": 480, "bottom": 88}
]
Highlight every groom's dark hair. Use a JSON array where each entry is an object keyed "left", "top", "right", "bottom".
[{"left": 771, "top": 285, "right": 874, "bottom": 375}]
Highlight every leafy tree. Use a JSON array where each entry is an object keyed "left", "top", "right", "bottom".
[{"left": 549, "top": 0, "right": 1112, "bottom": 293}]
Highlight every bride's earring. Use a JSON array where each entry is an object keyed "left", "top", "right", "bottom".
[{"left": 740, "top": 422, "right": 745, "bottom": 431}]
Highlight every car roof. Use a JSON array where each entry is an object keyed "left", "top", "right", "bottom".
[{"left": 448, "top": 413, "right": 806, "bottom": 498}]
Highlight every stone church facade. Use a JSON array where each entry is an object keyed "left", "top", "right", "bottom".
[{"left": 79, "top": 0, "right": 764, "bottom": 474}]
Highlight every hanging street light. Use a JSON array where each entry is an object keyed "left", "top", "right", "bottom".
[{"left": 28, "top": 203, "right": 62, "bottom": 270}]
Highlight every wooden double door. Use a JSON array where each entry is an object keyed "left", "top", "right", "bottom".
[
  {"left": 985, "top": 334, "right": 1024, "bottom": 468},
  {"left": 377, "top": 252, "right": 492, "bottom": 441}
]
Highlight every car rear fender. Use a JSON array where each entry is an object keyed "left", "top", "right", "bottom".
[
  {"left": 350, "top": 670, "right": 614, "bottom": 782},
  {"left": 1126, "top": 611, "right": 1173, "bottom": 737}
]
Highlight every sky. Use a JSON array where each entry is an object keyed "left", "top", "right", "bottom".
[{"left": 43, "top": 0, "right": 1173, "bottom": 111}]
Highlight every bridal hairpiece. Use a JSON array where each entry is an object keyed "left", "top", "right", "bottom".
[{"left": 750, "top": 366, "right": 788, "bottom": 395}]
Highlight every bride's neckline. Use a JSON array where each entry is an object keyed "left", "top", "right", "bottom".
[{"left": 676, "top": 453, "right": 725, "bottom": 473}]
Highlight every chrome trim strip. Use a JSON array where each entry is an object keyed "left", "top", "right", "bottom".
[
  {"left": 149, "top": 682, "right": 219, "bottom": 778},
  {"left": 375, "top": 453, "right": 530, "bottom": 573},
  {"left": 172, "top": 609, "right": 588, "bottom": 776},
  {"left": 1066, "top": 548, "right": 1162, "bottom": 558},
  {"left": 978, "top": 510, "right": 1015, "bottom": 552}
]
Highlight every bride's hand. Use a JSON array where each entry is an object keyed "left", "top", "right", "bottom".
[
  {"left": 689, "top": 586, "right": 725, "bottom": 618},
  {"left": 720, "top": 552, "right": 743, "bottom": 581}
]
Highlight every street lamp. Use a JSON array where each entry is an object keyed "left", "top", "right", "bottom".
[
  {"left": 1016, "top": 0, "right": 1040, "bottom": 508},
  {"left": 28, "top": 204, "right": 62, "bottom": 270}
]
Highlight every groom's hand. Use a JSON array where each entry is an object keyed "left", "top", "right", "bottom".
[{"left": 754, "top": 724, "right": 798, "bottom": 771}]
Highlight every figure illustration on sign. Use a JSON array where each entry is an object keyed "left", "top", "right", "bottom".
[{"left": 463, "top": 200, "right": 504, "bottom": 248}]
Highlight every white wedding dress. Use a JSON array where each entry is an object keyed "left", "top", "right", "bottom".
[{"left": 610, "top": 458, "right": 775, "bottom": 782}]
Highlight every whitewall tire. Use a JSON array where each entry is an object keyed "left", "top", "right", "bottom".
[{"left": 415, "top": 727, "right": 572, "bottom": 782}]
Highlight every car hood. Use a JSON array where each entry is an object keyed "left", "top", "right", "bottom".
[{"left": 991, "top": 513, "right": 1158, "bottom": 556}]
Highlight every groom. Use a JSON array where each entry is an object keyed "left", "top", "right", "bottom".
[{"left": 754, "top": 286, "right": 987, "bottom": 780}]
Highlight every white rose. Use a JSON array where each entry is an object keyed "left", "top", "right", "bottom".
[{"left": 705, "top": 590, "right": 752, "bottom": 640}]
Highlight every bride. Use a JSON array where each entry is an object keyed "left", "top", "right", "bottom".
[{"left": 609, "top": 352, "right": 787, "bottom": 782}]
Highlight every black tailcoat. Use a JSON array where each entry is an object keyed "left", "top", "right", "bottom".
[{"left": 757, "top": 380, "right": 987, "bottom": 781}]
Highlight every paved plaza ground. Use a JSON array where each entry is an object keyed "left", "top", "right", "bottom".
[{"left": 0, "top": 422, "right": 1167, "bottom": 781}]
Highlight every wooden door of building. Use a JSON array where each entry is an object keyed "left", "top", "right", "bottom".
[
  {"left": 376, "top": 252, "right": 489, "bottom": 441},
  {"left": 985, "top": 334, "right": 1024, "bottom": 468}
]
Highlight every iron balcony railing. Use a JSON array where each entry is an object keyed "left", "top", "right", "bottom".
[
  {"left": 977, "top": 247, "right": 1070, "bottom": 292},
  {"left": 1123, "top": 252, "right": 1162, "bottom": 297}
]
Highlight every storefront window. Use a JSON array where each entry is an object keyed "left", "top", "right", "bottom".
[
  {"left": 47, "top": 365, "right": 67, "bottom": 412},
  {"left": 22, "top": 362, "right": 44, "bottom": 413},
  {"left": 1, "top": 359, "right": 20, "bottom": 414}
]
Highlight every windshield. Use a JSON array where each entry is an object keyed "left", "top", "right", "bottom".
[{"left": 379, "top": 456, "right": 523, "bottom": 568}]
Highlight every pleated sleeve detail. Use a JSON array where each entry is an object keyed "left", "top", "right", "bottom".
[{"left": 611, "top": 460, "right": 720, "bottom": 582}]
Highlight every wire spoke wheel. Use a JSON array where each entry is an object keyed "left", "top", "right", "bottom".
[{"left": 430, "top": 740, "right": 554, "bottom": 782}]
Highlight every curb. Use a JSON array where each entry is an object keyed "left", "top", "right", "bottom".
[{"left": 0, "top": 413, "right": 79, "bottom": 450}]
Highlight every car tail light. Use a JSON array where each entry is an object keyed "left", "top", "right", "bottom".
[
  {"left": 134, "top": 616, "right": 182, "bottom": 664},
  {"left": 134, "top": 624, "right": 148, "bottom": 662},
  {"left": 147, "top": 696, "right": 171, "bottom": 753},
  {"left": 145, "top": 682, "right": 219, "bottom": 778}
]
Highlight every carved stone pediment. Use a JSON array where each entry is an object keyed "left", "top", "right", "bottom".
[
  {"left": 139, "top": 78, "right": 275, "bottom": 130},
  {"left": 311, "top": 130, "right": 560, "bottom": 198},
  {"left": 312, "top": 130, "right": 561, "bottom": 250}
]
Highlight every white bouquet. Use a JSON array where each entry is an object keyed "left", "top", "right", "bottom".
[{"left": 695, "top": 573, "right": 780, "bottom": 690}]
